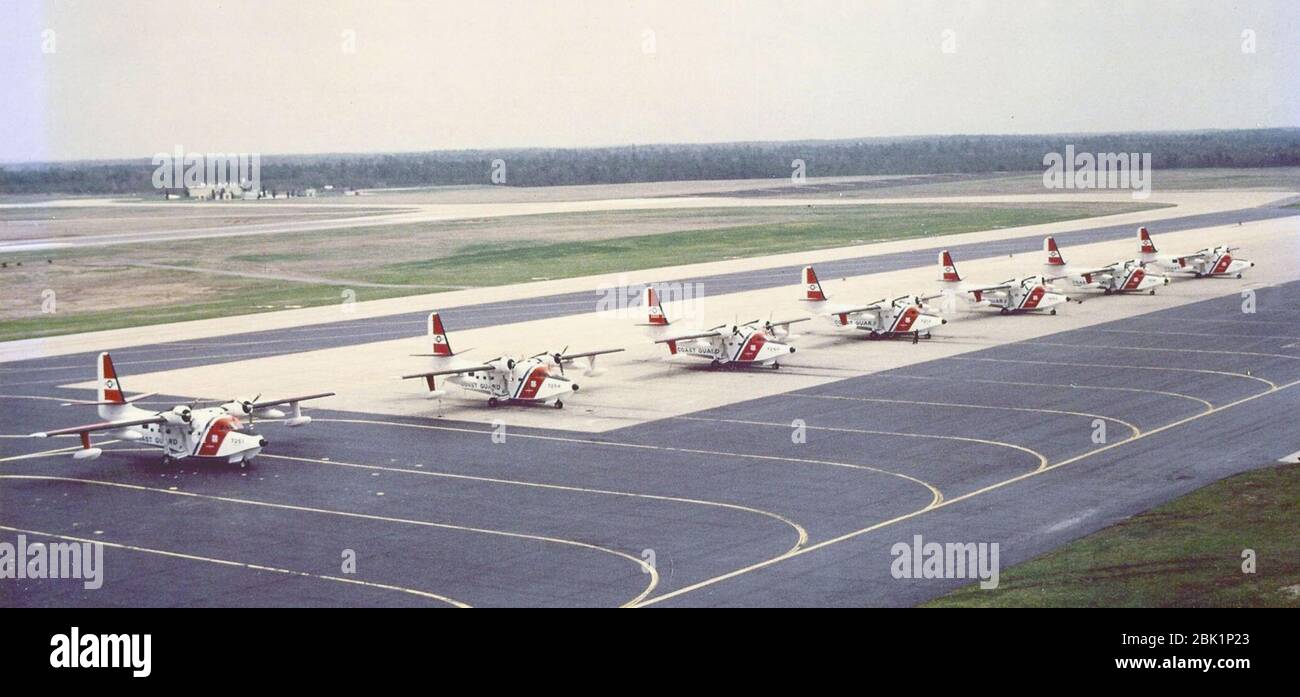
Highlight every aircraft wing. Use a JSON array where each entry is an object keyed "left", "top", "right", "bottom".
[
  {"left": 654, "top": 330, "right": 722, "bottom": 344},
  {"left": 401, "top": 365, "right": 497, "bottom": 381},
  {"left": 250, "top": 393, "right": 336, "bottom": 409},
  {"left": 30, "top": 415, "right": 167, "bottom": 438},
  {"left": 764, "top": 317, "right": 812, "bottom": 328},
  {"left": 558, "top": 348, "right": 625, "bottom": 361},
  {"left": 1047, "top": 266, "right": 1114, "bottom": 281},
  {"left": 828, "top": 304, "right": 884, "bottom": 315},
  {"left": 960, "top": 283, "right": 1013, "bottom": 294}
]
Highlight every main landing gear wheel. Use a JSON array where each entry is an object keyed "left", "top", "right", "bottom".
[
  {"left": 1050, "top": 309, "right": 1057, "bottom": 315},
  {"left": 487, "top": 397, "right": 500, "bottom": 408},
  {"left": 1149, "top": 289, "right": 1157, "bottom": 295},
  {"left": 710, "top": 359, "right": 721, "bottom": 369},
  {"left": 771, "top": 361, "right": 780, "bottom": 370},
  {"left": 1102, "top": 288, "right": 1113, "bottom": 295},
  {"left": 1236, "top": 273, "right": 1243, "bottom": 279},
  {"left": 554, "top": 399, "right": 564, "bottom": 409},
  {"left": 1000, "top": 308, "right": 1010, "bottom": 315}
]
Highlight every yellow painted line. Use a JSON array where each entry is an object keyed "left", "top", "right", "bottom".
[
  {"left": 0, "top": 474, "right": 657, "bottom": 608},
  {"left": 1153, "top": 317, "right": 1300, "bottom": 326},
  {"left": 634, "top": 375, "right": 1300, "bottom": 607},
  {"left": 877, "top": 373, "right": 1214, "bottom": 412},
  {"left": 0, "top": 523, "right": 469, "bottom": 608},
  {"left": 312, "top": 417, "right": 945, "bottom": 506},
  {"left": 675, "top": 415, "right": 1049, "bottom": 472},
  {"left": 787, "top": 393, "right": 1141, "bottom": 438},
  {"left": 1085, "top": 328, "right": 1300, "bottom": 342},
  {"left": 1027, "top": 340, "right": 1300, "bottom": 365},
  {"left": 261, "top": 452, "right": 809, "bottom": 553},
  {"left": 950, "top": 356, "right": 1278, "bottom": 390}
]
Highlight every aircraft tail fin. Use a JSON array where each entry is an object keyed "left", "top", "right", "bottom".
[
  {"left": 939, "top": 250, "right": 962, "bottom": 283},
  {"left": 428, "top": 312, "right": 454, "bottom": 357},
  {"left": 1138, "top": 227, "right": 1158, "bottom": 256},
  {"left": 1045, "top": 236, "right": 1067, "bottom": 266},
  {"left": 644, "top": 287, "right": 670, "bottom": 326},
  {"left": 97, "top": 352, "right": 126, "bottom": 405},
  {"left": 801, "top": 266, "right": 829, "bottom": 302}
]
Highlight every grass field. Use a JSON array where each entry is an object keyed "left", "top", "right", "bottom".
[
  {"left": 926, "top": 461, "right": 1300, "bottom": 608},
  {"left": 364, "top": 202, "right": 1162, "bottom": 286},
  {"left": 0, "top": 200, "right": 1161, "bottom": 341}
]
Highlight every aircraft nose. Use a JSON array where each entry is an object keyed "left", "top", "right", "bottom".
[
  {"left": 941, "top": 319, "right": 948, "bottom": 324},
  {"left": 788, "top": 346, "right": 796, "bottom": 353},
  {"left": 571, "top": 383, "right": 580, "bottom": 391},
  {"left": 259, "top": 438, "right": 268, "bottom": 447}
]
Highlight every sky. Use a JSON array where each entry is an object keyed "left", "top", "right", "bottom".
[{"left": 1, "top": 0, "right": 1298, "bottom": 162}]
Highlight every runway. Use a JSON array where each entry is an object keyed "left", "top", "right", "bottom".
[{"left": 2, "top": 201, "right": 1299, "bottom": 607}]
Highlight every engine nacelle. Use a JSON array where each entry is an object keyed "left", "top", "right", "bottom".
[{"left": 256, "top": 407, "right": 286, "bottom": 419}]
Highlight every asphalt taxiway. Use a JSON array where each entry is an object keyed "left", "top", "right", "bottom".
[{"left": 2, "top": 196, "right": 1298, "bottom": 607}]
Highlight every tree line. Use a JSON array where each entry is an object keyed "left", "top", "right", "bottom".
[{"left": 2, "top": 128, "right": 1297, "bottom": 195}]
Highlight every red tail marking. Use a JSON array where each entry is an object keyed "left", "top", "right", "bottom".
[
  {"left": 428, "top": 312, "right": 453, "bottom": 356},
  {"left": 646, "top": 287, "right": 668, "bottom": 325},
  {"left": 1045, "top": 237, "right": 1065, "bottom": 266},
  {"left": 100, "top": 352, "right": 124, "bottom": 404},
  {"left": 803, "top": 266, "right": 827, "bottom": 301},
  {"left": 1138, "top": 227, "right": 1157, "bottom": 254},
  {"left": 940, "top": 251, "right": 961, "bottom": 282}
]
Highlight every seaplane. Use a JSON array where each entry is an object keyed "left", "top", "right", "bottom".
[
  {"left": 798, "top": 266, "right": 946, "bottom": 343},
  {"left": 1043, "top": 235, "right": 1168, "bottom": 295},
  {"left": 640, "top": 287, "right": 806, "bottom": 368},
  {"left": 1137, "top": 226, "right": 1255, "bottom": 279},
  {"left": 28, "top": 352, "right": 333, "bottom": 466},
  {"left": 937, "top": 249, "right": 1070, "bottom": 315},
  {"left": 401, "top": 312, "right": 622, "bottom": 408}
]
